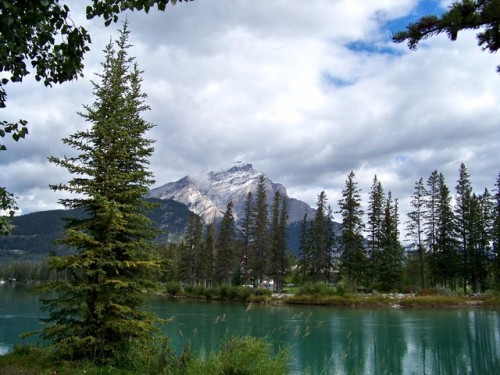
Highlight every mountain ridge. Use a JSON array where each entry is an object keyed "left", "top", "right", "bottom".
[{"left": 146, "top": 162, "right": 315, "bottom": 225}]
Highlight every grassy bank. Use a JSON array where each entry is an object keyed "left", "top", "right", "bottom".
[
  {"left": 281, "top": 283, "right": 500, "bottom": 308},
  {"left": 166, "top": 282, "right": 273, "bottom": 303},
  {"left": 0, "top": 336, "right": 288, "bottom": 375}
]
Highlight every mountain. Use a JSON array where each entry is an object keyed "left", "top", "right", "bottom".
[
  {"left": 146, "top": 162, "right": 315, "bottom": 226},
  {"left": 0, "top": 198, "right": 191, "bottom": 263}
]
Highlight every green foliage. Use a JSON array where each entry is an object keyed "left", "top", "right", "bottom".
[
  {"left": 214, "top": 201, "right": 238, "bottom": 285},
  {"left": 180, "top": 284, "right": 272, "bottom": 302},
  {"left": 338, "top": 171, "right": 367, "bottom": 285},
  {"left": 392, "top": 0, "right": 500, "bottom": 73},
  {"left": 166, "top": 280, "right": 182, "bottom": 296},
  {"left": 0, "top": 186, "right": 17, "bottom": 236},
  {"left": 0, "top": 0, "right": 192, "bottom": 226},
  {"left": 184, "top": 336, "right": 288, "bottom": 375},
  {"left": 35, "top": 24, "right": 162, "bottom": 363},
  {"left": 1, "top": 336, "right": 288, "bottom": 375},
  {"left": 297, "top": 282, "right": 337, "bottom": 297}
]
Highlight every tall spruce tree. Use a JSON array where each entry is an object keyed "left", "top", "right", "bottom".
[
  {"left": 202, "top": 222, "right": 217, "bottom": 287},
  {"left": 251, "top": 175, "right": 269, "bottom": 285},
  {"left": 298, "top": 213, "right": 311, "bottom": 281},
  {"left": 179, "top": 212, "right": 203, "bottom": 285},
  {"left": 378, "top": 192, "right": 404, "bottom": 292},
  {"left": 241, "top": 191, "right": 254, "bottom": 285},
  {"left": 425, "top": 171, "right": 439, "bottom": 255},
  {"left": 337, "top": 171, "right": 367, "bottom": 287},
  {"left": 493, "top": 172, "right": 500, "bottom": 290},
  {"left": 40, "top": 23, "right": 160, "bottom": 362},
  {"left": 269, "top": 191, "right": 288, "bottom": 292},
  {"left": 434, "top": 173, "right": 458, "bottom": 289},
  {"left": 455, "top": 163, "right": 473, "bottom": 293},
  {"left": 214, "top": 201, "right": 237, "bottom": 285},
  {"left": 310, "top": 191, "right": 328, "bottom": 282},
  {"left": 366, "top": 175, "right": 384, "bottom": 290},
  {"left": 474, "top": 189, "right": 494, "bottom": 292},
  {"left": 406, "top": 177, "right": 427, "bottom": 290}
]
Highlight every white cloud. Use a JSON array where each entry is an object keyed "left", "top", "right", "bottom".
[{"left": 2, "top": 0, "right": 499, "bottom": 237}]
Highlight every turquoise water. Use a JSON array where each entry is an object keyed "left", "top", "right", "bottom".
[{"left": 1, "top": 285, "right": 500, "bottom": 374}]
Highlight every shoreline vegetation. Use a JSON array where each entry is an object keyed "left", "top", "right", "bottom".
[{"left": 165, "top": 282, "right": 500, "bottom": 309}]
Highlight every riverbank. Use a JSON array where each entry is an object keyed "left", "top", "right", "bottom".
[
  {"left": 282, "top": 292, "right": 500, "bottom": 308},
  {"left": 165, "top": 283, "right": 500, "bottom": 309},
  {"left": 0, "top": 336, "right": 288, "bottom": 375}
]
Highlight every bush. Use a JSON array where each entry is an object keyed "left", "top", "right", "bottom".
[
  {"left": 166, "top": 281, "right": 181, "bottom": 296},
  {"left": 184, "top": 336, "right": 288, "bottom": 375},
  {"left": 298, "top": 282, "right": 336, "bottom": 297}
]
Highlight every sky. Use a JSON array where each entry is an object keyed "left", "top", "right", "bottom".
[{"left": 2, "top": 0, "right": 500, "bottom": 235}]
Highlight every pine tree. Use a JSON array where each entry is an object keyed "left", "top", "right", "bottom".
[
  {"left": 406, "top": 177, "right": 427, "bottom": 290},
  {"left": 200, "top": 221, "right": 216, "bottom": 287},
  {"left": 251, "top": 175, "right": 269, "bottom": 285},
  {"left": 434, "top": 173, "right": 458, "bottom": 289},
  {"left": 378, "top": 192, "right": 404, "bottom": 292},
  {"left": 298, "top": 213, "right": 311, "bottom": 281},
  {"left": 473, "top": 189, "right": 494, "bottom": 292},
  {"left": 40, "top": 23, "right": 160, "bottom": 362},
  {"left": 455, "top": 163, "right": 473, "bottom": 293},
  {"left": 366, "top": 175, "right": 384, "bottom": 290},
  {"left": 424, "top": 170, "right": 440, "bottom": 285},
  {"left": 269, "top": 191, "right": 288, "bottom": 292},
  {"left": 214, "top": 201, "right": 237, "bottom": 285},
  {"left": 493, "top": 172, "right": 500, "bottom": 291},
  {"left": 179, "top": 212, "right": 203, "bottom": 285},
  {"left": 241, "top": 191, "right": 254, "bottom": 285},
  {"left": 337, "top": 171, "right": 367, "bottom": 287}
]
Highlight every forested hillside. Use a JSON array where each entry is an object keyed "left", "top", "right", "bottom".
[{"left": 0, "top": 198, "right": 190, "bottom": 263}]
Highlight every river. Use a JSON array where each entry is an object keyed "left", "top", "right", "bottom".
[{"left": 1, "top": 284, "right": 499, "bottom": 374}]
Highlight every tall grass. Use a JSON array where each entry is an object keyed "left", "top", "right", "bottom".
[{"left": 0, "top": 336, "right": 288, "bottom": 375}]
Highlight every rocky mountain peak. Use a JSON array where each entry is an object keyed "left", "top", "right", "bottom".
[{"left": 146, "top": 162, "right": 314, "bottom": 225}]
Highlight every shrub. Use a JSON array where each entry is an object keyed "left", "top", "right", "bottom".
[
  {"left": 184, "top": 336, "right": 288, "bottom": 375},
  {"left": 166, "top": 281, "right": 181, "bottom": 296},
  {"left": 298, "top": 282, "right": 336, "bottom": 297}
]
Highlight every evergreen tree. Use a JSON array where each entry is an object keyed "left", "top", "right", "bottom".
[
  {"left": 179, "top": 212, "right": 203, "bottom": 285},
  {"left": 473, "top": 189, "right": 494, "bottom": 292},
  {"left": 298, "top": 213, "right": 311, "bottom": 281},
  {"left": 241, "top": 191, "right": 254, "bottom": 285},
  {"left": 325, "top": 205, "right": 337, "bottom": 283},
  {"left": 378, "top": 193, "right": 404, "bottom": 291},
  {"left": 269, "top": 191, "right": 288, "bottom": 292},
  {"left": 200, "top": 221, "right": 216, "bottom": 287},
  {"left": 310, "top": 191, "right": 327, "bottom": 282},
  {"left": 434, "top": 173, "right": 458, "bottom": 289},
  {"left": 393, "top": 0, "right": 500, "bottom": 73},
  {"left": 337, "top": 171, "right": 367, "bottom": 287},
  {"left": 366, "top": 175, "right": 384, "bottom": 290},
  {"left": 40, "top": 24, "right": 160, "bottom": 362},
  {"left": 406, "top": 177, "right": 427, "bottom": 290},
  {"left": 214, "top": 201, "right": 237, "bottom": 285},
  {"left": 308, "top": 191, "right": 336, "bottom": 283},
  {"left": 251, "top": 175, "right": 269, "bottom": 285},
  {"left": 424, "top": 170, "right": 440, "bottom": 285},
  {"left": 493, "top": 172, "right": 500, "bottom": 290},
  {"left": 455, "top": 163, "right": 473, "bottom": 293}
]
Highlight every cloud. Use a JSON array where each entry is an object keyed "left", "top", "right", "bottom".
[{"left": 2, "top": 0, "right": 499, "bottom": 238}]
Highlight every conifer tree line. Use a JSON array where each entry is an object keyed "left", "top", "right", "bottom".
[
  {"left": 294, "top": 165, "right": 500, "bottom": 293},
  {"left": 159, "top": 176, "right": 290, "bottom": 292},
  {"left": 160, "top": 165, "right": 500, "bottom": 294}
]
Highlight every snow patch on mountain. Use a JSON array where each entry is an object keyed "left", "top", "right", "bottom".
[{"left": 146, "top": 162, "right": 315, "bottom": 225}]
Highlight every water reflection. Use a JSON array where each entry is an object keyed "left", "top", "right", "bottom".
[{"left": 1, "top": 288, "right": 499, "bottom": 375}]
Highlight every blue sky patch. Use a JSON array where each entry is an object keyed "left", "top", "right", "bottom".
[{"left": 322, "top": 72, "right": 356, "bottom": 88}]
